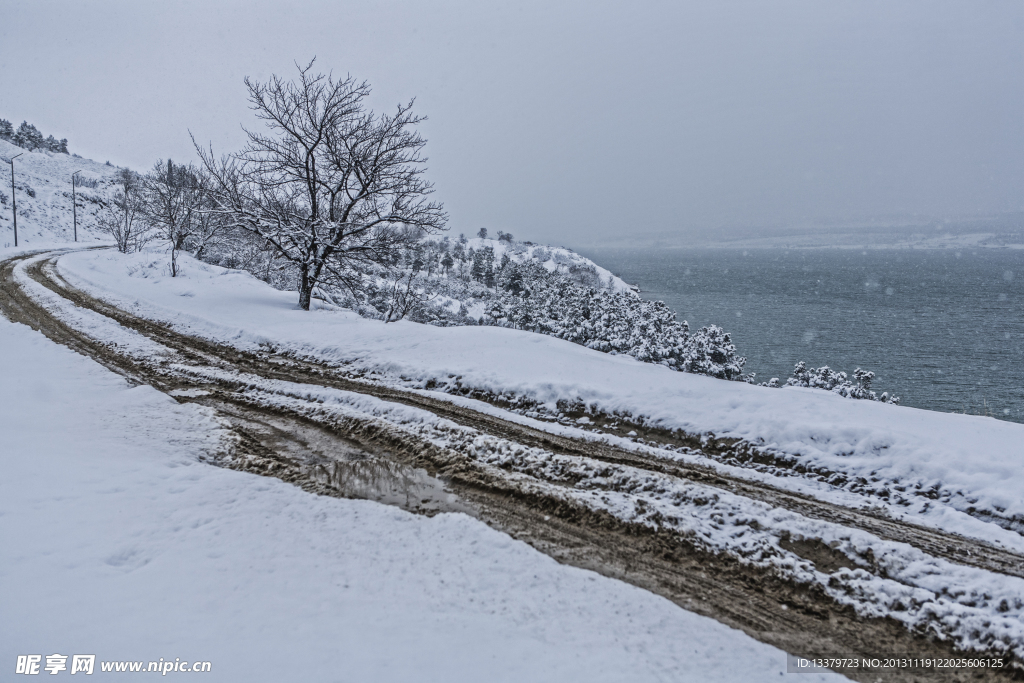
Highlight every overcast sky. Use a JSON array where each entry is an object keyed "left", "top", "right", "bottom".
[{"left": 3, "top": 1, "right": 1023, "bottom": 246}]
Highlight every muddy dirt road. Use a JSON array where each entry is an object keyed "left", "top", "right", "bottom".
[{"left": 3, "top": 248, "right": 1022, "bottom": 682}]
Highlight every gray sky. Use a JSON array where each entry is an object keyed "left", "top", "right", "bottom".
[{"left": 3, "top": 0, "right": 1023, "bottom": 247}]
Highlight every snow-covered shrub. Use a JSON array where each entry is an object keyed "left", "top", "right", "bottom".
[
  {"left": 551, "top": 251, "right": 573, "bottom": 266},
  {"left": 680, "top": 325, "right": 748, "bottom": 379},
  {"left": 787, "top": 362, "right": 899, "bottom": 403},
  {"left": 531, "top": 246, "right": 551, "bottom": 262},
  {"left": 73, "top": 176, "right": 100, "bottom": 189},
  {"left": 484, "top": 261, "right": 748, "bottom": 380},
  {"left": 787, "top": 362, "right": 846, "bottom": 391}
]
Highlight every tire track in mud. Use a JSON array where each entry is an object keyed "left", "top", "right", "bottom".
[{"left": 2, "top": 249, "right": 1022, "bottom": 682}]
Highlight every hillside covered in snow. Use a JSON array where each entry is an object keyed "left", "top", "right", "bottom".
[
  {"left": 0, "top": 138, "right": 119, "bottom": 247},
  {"left": 0, "top": 140, "right": 759, "bottom": 383}
]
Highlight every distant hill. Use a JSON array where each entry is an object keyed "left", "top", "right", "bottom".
[{"left": 590, "top": 216, "right": 1024, "bottom": 251}]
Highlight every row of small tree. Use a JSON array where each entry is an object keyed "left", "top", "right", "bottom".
[
  {"left": 316, "top": 241, "right": 750, "bottom": 381},
  {"left": 485, "top": 260, "right": 749, "bottom": 379},
  {"left": 384, "top": 236, "right": 505, "bottom": 285},
  {"left": 0, "top": 119, "right": 69, "bottom": 154}
]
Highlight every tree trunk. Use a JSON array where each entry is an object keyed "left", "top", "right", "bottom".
[{"left": 298, "top": 268, "right": 312, "bottom": 310}]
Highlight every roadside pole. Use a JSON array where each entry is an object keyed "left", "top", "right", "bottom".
[
  {"left": 72, "top": 171, "right": 82, "bottom": 242},
  {"left": 9, "top": 153, "right": 23, "bottom": 247}
]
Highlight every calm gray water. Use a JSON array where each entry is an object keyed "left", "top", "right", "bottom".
[{"left": 579, "top": 247, "right": 1024, "bottom": 423}]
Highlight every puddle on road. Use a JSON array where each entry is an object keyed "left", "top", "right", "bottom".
[
  {"left": 311, "top": 458, "right": 468, "bottom": 515},
  {"left": 200, "top": 397, "right": 471, "bottom": 516}
]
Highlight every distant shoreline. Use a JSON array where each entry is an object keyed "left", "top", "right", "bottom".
[{"left": 582, "top": 234, "right": 1024, "bottom": 251}]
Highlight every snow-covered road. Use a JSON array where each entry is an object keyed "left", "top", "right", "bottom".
[
  {"left": 57, "top": 248, "right": 1024, "bottom": 547},
  {"left": 0, "top": 251, "right": 846, "bottom": 680},
  {"left": 6, "top": 245, "right": 1024, "bottom": 680}
]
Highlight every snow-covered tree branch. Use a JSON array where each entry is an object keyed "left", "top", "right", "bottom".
[
  {"left": 195, "top": 59, "right": 447, "bottom": 310},
  {"left": 141, "top": 160, "right": 214, "bottom": 276}
]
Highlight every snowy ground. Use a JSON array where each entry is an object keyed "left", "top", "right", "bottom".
[
  {"left": 0, "top": 253, "right": 848, "bottom": 680},
  {"left": 57, "top": 248, "right": 1024, "bottom": 549}
]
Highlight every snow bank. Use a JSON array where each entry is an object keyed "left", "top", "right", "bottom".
[{"left": 56, "top": 249, "right": 1024, "bottom": 549}]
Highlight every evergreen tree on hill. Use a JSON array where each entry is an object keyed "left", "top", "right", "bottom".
[
  {"left": 483, "top": 246, "right": 496, "bottom": 288},
  {"left": 471, "top": 247, "right": 487, "bottom": 282},
  {"left": 1, "top": 119, "right": 69, "bottom": 153},
  {"left": 43, "top": 135, "right": 68, "bottom": 153},
  {"left": 13, "top": 122, "right": 44, "bottom": 150}
]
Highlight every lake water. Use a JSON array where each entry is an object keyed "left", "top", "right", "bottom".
[{"left": 578, "top": 247, "right": 1024, "bottom": 423}]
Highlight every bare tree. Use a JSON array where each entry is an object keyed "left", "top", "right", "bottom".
[
  {"left": 97, "top": 168, "right": 149, "bottom": 253},
  {"left": 196, "top": 60, "right": 447, "bottom": 310},
  {"left": 382, "top": 270, "right": 436, "bottom": 323},
  {"left": 142, "top": 160, "right": 210, "bottom": 276},
  {"left": 187, "top": 201, "right": 228, "bottom": 262}
]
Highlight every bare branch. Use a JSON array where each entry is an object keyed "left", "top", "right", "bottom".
[{"left": 194, "top": 61, "right": 446, "bottom": 309}]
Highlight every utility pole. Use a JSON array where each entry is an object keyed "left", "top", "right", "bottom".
[
  {"left": 72, "top": 171, "right": 82, "bottom": 242},
  {"left": 9, "top": 153, "right": 23, "bottom": 247}
]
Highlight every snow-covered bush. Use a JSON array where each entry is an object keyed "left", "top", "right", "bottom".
[
  {"left": 483, "top": 261, "right": 748, "bottom": 380},
  {"left": 787, "top": 362, "right": 899, "bottom": 403},
  {"left": 531, "top": 246, "right": 551, "bottom": 262}
]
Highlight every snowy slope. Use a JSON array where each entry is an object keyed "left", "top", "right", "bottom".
[
  {"left": 57, "top": 249, "right": 1024, "bottom": 551},
  {"left": 0, "top": 139, "right": 632, "bottom": 297},
  {"left": 0, "top": 139, "right": 118, "bottom": 246},
  {"left": 464, "top": 236, "right": 636, "bottom": 293},
  {"left": 0, "top": 287, "right": 845, "bottom": 681}
]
